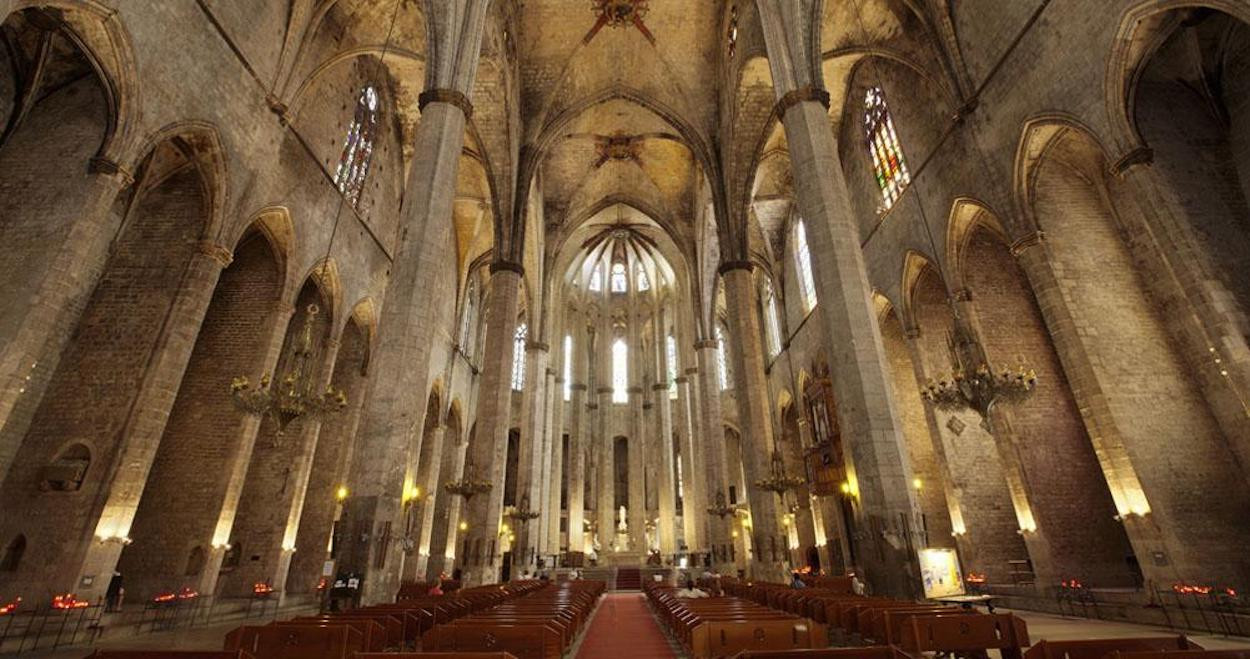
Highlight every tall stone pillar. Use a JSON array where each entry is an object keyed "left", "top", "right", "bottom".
[
  {"left": 460, "top": 265, "right": 522, "bottom": 586},
  {"left": 652, "top": 310, "right": 678, "bottom": 557},
  {"left": 720, "top": 265, "right": 790, "bottom": 581},
  {"left": 627, "top": 382, "right": 647, "bottom": 553},
  {"left": 547, "top": 375, "right": 565, "bottom": 556},
  {"left": 596, "top": 386, "right": 615, "bottom": 551},
  {"left": 335, "top": 0, "right": 490, "bottom": 603},
  {"left": 515, "top": 341, "right": 548, "bottom": 570},
  {"left": 695, "top": 341, "right": 733, "bottom": 573},
  {"left": 567, "top": 321, "right": 589, "bottom": 554},
  {"left": 413, "top": 423, "right": 447, "bottom": 577},
  {"left": 675, "top": 374, "right": 704, "bottom": 553},
  {"left": 756, "top": 4, "right": 923, "bottom": 597}
]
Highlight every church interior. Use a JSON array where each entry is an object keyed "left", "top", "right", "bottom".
[{"left": 0, "top": 0, "right": 1249, "bottom": 656}]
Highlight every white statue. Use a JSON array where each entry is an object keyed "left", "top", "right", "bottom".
[{"left": 617, "top": 505, "right": 628, "bottom": 532}]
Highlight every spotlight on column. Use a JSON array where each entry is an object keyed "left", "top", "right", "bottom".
[{"left": 336, "top": 486, "right": 349, "bottom": 501}]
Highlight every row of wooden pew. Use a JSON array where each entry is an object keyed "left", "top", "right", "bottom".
[
  {"left": 644, "top": 582, "right": 829, "bottom": 658},
  {"left": 721, "top": 579, "right": 1250, "bottom": 659},
  {"left": 422, "top": 580, "right": 605, "bottom": 659}
]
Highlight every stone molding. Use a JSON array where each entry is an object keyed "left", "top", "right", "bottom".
[
  {"left": 489, "top": 260, "right": 524, "bottom": 276},
  {"left": 683, "top": 367, "right": 699, "bottom": 375},
  {"left": 418, "top": 88, "right": 474, "bottom": 119},
  {"left": 88, "top": 156, "right": 135, "bottom": 186},
  {"left": 674, "top": 376, "right": 689, "bottom": 384},
  {"left": 596, "top": 386, "right": 613, "bottom": 395},
  {"left": 1110, "top": 145, "right": 1154, "bottom": 176},
  {"left": 774, "top": 85, "right": 831, "bottom": 120},
  {"left": 717, "top": 260, "right": 754, "bottom": 275},
  {"left": 627, "top": 386, "right": 643, "bottom": 394},
  {"left": 571, "top": 383, "right": 589, "bottom": 391},
  {"left": 1010, "top": 231, "right": 1046, "bottom": 257},
  {"left": 693, "top": 339, "right": 718, "bottom": 350},
  {"left": 651, "top": 383, "right": 668, "bottom": 391},
  {"left": 526, "top": 341, "right": 549, "bottom": 352},
  {"left": 197, "top": 240, "right": 234, "bottom": 267}
]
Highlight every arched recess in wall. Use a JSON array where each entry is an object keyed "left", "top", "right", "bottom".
[
  {"left": 0, "top": 6, "right": 135, "bottom": 479},
  {"left": 871, "top": 293, "right": 954, "bottom": 550},
  {"left": 0, "top": 534, "right": 25, "bottom": 572},
  {"left": 956, "top": 209, "right": 1138, "bottom": 587},
  {"left": 903, "top": 254, "right": 1027, "bottom": 584},
  {"left": 220, "top": 277, "right": 334, "bottom": 597},
  {"left": 287, "top": 311, "right": 372, "bottom": 595},
  {"left": 0, "top": 121, "right": 224, "bottom": 598},
  {"left": 1020, "top": 119, "right": 1250, "bottom": 589},
  {"left": 118, "top": 223, "right": 284, "bottom": 602}
]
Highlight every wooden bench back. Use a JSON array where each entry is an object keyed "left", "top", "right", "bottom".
[
  {"left": 1105, "top": 652, "right": 1250, "bottom": 659},
  {"left": 88, "top": 653, "right": 254, "bottom": 659},
  {"left": 729, "top": 647, "right": 907, "bottom": 658},
  {"left": 1024, "top": 636, "right": 1204, "bottom": 659},
  {"left": 225, "top": 623, "right": 364, "bottom": 659},
  {"left": 690, "top": 618, "right": 827, "bottom": 659},
  {"left": 899, "top": 613, "right": 1030, "bottom": 659}
]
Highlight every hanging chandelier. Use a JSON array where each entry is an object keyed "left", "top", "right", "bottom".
[
  {"left": 505, "top": 494, "right": 541, "bottom": 523},
  {"left": 920, "top": 322, "right": 1037, "bottom": 420},
  {"left": 706, "top": 490, "right": 739, "bottom": 519},
  {"left": 753, "top": 449, "right": 805, "bottom": 497},
  {"left": 443, "top": 460, "right": 493, "bottom": 501},
  {"left": 231, "top": 304, "right": 347, "bottom": 444}
]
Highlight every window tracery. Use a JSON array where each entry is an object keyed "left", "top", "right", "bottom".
[
  {"left": 864, "top": 86, "right": 911, "bottom": 210},
  {"left": 334, "top": 85, "right": 379, "bottom": 206}
]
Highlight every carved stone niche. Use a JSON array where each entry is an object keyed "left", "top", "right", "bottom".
[{"left": 40, "top": 443, "right": 91, "bottom": 492}]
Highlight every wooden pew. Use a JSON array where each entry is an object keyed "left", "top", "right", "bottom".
[
  {"left": 86, "top": 653, "right": 254, "bottom": 659},
  {"left": 1025, "top": 636, "right": 1204, "bottom": 659},
  {"left": 422, "top": 581, "right": 604, "bottom": 659},
  {"left": 898, "top": 613, "right": 1030, "bottom": 659},
  {"left": 354, "top": 654, "right": 517, "bottom": 659},
  {"left": 224, "top": 623, "right": 365, "bottom": 659},
  {"left": 1106, "top": 653, "right": 1250, "bottom": 659},
  {"left": 729, "top": 649, "right": 908, "bottom": 658},
  {"left": 645, "top": 583, "right": 829, "bottom": 659}
]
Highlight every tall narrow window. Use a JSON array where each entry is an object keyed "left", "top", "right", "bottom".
[
  {"left": 666, "top": 334, "right": 679, "bottom": 399},
  {"left": 460, "top": 278, "right": 478, "bottom": 358},
  {"left": 612, "top": 339, "right": 629, "bottom": 403},
  {"left": 764, "top": 280, "right": 783, "bottom": 358},
  {"left": 610, "top": 263, "right": 628, "bottom": 293},
  {"left": 795, "top": 220, "right": 817, "bottom": 312},
  {"left": 864, "top": 86, "right": 911, "bottom": 210},
  {"left": 563, "top": 334, "right": 573, "bottom": 401},
  {"left": 636, "top": 265, "right": 651, "bottom": 292},
  {"left": 589, "top": 265, "right": 603, "bottom": 292},
  {"left": 715, "top": 324, "right": 730, "bottom": 390},
  {"left": 512, "top": 323, "right": 528, "bottom": 391},
  {"left": 335, "top": 85, "right": 379, "bottom": 206}
]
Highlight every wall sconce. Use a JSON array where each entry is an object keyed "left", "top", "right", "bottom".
[
  {"left": 211, "top": 542, "right": 232, "bottom": 551},
  {"left": 458, "top": 521, "right": 469, "bottom": 532},
  {"left": 912, "top": 478, "right": 923, "bottom": 491},
  {"left": 95, "top": 534, "right": 132, "bottom": 546},
  {"left": 335, "top": 486, "right": 349, "bottom": 501}
]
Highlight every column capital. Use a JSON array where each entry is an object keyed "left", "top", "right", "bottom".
[
  {"left": 1010, "top": 231, "right": 1046, "bottom": 257},
  {"left": 418, "top": 88, "right": 474, "bottom": 119},
  {"left": 554, "top": 377, "right": 565, "bottom": 385},
  {"left": 1110, "top": 145, "right": 1154, "bottom": 177},
  {"left": 489, "top": 260, "right": 524, "bottom": 276},
  {"left": 571, "top": 383, "right": 589, "bottom": 391},
  {"left": 196, "top": 240, "right": 234, "bottom": 268},
  {"left": 717, "top": 260, "right": 755, "bottom": 275},
  {"left": 693, "top": 339, "right": 718, "bottom": 350},
  {"left": 651, "top": 383, "right": 668, "bottom": 391},
  {"left": 526, "top": 341, "right": 549, "bottom": 352},
  {"left": 596, "top": 386, "right": 613, "bottom": 395},
  {"left": 903, "top": 324, "right": 921, "bottom": 340},
  {"left": 674, "top": 376, "right": 689, "bottom": 384},
  {"left": 88, "top": 156, "right": 135, "bottom": 187},
  {"left": 684, "top": 367, "right": 699, "bottom": 376},
  {"left": 774, "top": 85, "right": 831, "bottom": 120},
  {"left": 949, "top": 288, "right": 973, "bottom": 302},
  {"left": 627, "top": 386, "right": 643, "bottom": 394},
  {"left": 642, "top": 402, "right": 653, "bottom": 410},
  {"left": 587, "top": 402, "right": 599, "bottom": 410}
]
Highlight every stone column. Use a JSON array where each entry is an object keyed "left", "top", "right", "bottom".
[
  {"left": 675, "top": 373, "right": 704, "bottom": 554},
  {"left": 720, "top": 265, "right": 790, "bottom": 581},
  {"left": 567, "top": 321, "right": 589, "bottom": 554},
  {"left": 547, "top": 375, "right": 565, "bottom": 556},
  {"left": 414, "top": 423, "right": 447, "bottom": 577},
  {"left": 627, "top": 381, "right": 647, "bottom": 553},
  {"left": 695, "top": 341, "right": 733, "bottom": 573},
  {"left": 758, "top": 4, "right": 925, "bottom": 595},
  {"left": 460, "top": 265, "right": 522, "bottom": 586},
  {"left": 596, "top": 386, "right": 615, "bottom": 551},
  {"left": 335, "top": 0, "right": 489, "bottom": 602},
  {"left": 652, "top": 383, "right": 678, "bottom": 556},
  {"left": 514, "top": 341, "right": 548, "bottom": 570}
]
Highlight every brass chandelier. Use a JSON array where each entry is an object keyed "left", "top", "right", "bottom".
[
  {"left": 444, "top": 460, "right": 493, "bottom": 501},
  {"left": 505, "top": 494, "right": 541, "bottom": 523},
  {"left": 231, "top": 304, "right": 347, "bottom": 444},
  {"left": 919, "top": 319, "right": 1037, "bottom": 421},
  {"left": 706, "top": 490, "right": 739, "bottom": 519},
  {"left": 753, "top": 449, "right": 805, "bottom": 497}
]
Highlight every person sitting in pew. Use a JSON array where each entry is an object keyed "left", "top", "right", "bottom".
[
  {"left": 790, "top": 574, "right": 807, "bottom": 589},
  {"left": 676, "top": 579, "right": 710, "bottom": 599},
  {"left": 427, "top": 582, "right": 444, "bottom": 596}
]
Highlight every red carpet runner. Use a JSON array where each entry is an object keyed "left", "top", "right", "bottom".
[{"left": 575, "top": 593, "right": 676, "bottom": 659}]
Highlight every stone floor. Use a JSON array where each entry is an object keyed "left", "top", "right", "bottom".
[{"left": 11, "top": 605, "right": 1249, "bottom": 657}]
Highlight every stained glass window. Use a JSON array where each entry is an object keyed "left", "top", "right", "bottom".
[
  {"left": 716, "top": 324, "right": 730, "bottom": 391},
  {"left": 589, "top": 265, "right": 603, "bottom": 292},
  {"left": 764, "top": 279, "right": 783, "bottom": 358},
  {"left": 795, "top": 220, "right": 818, "bottom": 312},
  {"left": 563, "top": 334, "right": 573, "bottom": 402},
  {"left": 727, "top": 4, "right": 739, "bottom": 59},
  {"left": 512, "top": 322, "right": 528, "bottom": 391},
  {"left": 612, "top": 339, "right": 628, "bottom": 404},
  {"left": 864, "top": 86, "right": 911, "bottom": 210},
  {"left": 636, "top": 265, "right": 650, "bottom": 292},
  {"left": 667, "top": 334, "right": 679, "bottom": 399},
  {"left": 610, "top": 262, "right": 628, "bottom": 293},
  {"left": 334, "top": 85, "right": 379, "bottom": 206}
]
